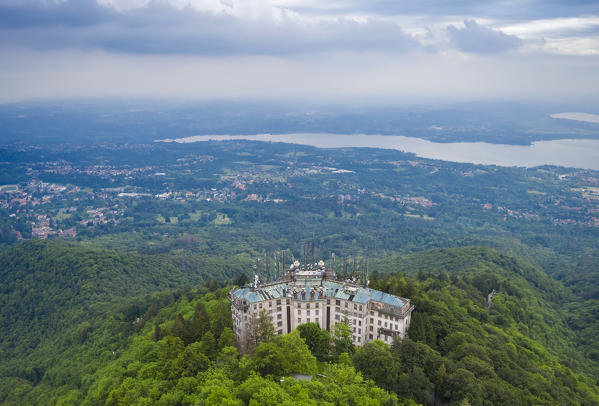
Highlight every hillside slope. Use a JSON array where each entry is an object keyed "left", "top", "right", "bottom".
[
  {"left": 0, "top": 240, "right": 248, "bottom": 391},
  {"left": 1, "top": 245, "right": 598, "bottom": 405}
]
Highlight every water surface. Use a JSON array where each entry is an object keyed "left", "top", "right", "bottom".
[{"left": 157, "top": 133, "right": 599, "bottom": 170}]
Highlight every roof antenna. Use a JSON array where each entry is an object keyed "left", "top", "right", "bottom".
[
  {"left": 303, "top": 243, "right": 307, "bottom": 270},
  {"left": 331, "top": 252, "right": 335, "bottom": 272},
  {"left": 253, "top": 260, "right": 259, "bottom": 289},
  {"left": 276, "top": 252, "right": 280, "bottom": 281},
  {"left": 282, "top": 250, "right": 286, "bottom": 277},
  {"left": 311, "top": 237, "right": 315, "bottom": 268}
]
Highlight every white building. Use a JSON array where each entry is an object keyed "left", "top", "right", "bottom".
[{"left": 229, "top": 260, "right": 414, "bottom": 348}]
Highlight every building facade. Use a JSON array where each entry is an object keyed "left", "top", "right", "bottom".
[{"left": 229, "top": 260, "right": 414, "bottom": 348}]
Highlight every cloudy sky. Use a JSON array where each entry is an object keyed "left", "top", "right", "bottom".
[{"left": 1, "top": 0, "right": 598, "bottom": 103}]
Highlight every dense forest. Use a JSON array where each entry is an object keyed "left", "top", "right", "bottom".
[
  {"left": 1, "top": 243, "right": 599, "bottom": 405},
  {"left": 1, "top": 140, "right": 599, "bottom": 404}
]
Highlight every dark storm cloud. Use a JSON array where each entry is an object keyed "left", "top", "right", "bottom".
[
  {"left": 0, "top": 0, "right": 416, "bottom": 55},
  {"left": 447, "top": 20, "right": 522, "bottom": 53}
]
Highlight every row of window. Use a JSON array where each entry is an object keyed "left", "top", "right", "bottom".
[
  {"left": 297, "top": 318, "right": 320, "bottom": 325},
  {"left": 250, "top": 298, "right": 367, "bottom": 313},
  {"left": 297, "top": 309, "right": 320, "bottom": 316}
]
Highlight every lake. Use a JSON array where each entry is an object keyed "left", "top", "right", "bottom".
[{"left": 157, "top": 133, "right": 599, "bottom": 171}]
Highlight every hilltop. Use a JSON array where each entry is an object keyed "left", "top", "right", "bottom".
[{"left": 1, "top": 245, "right": 598, "bottom": 404}]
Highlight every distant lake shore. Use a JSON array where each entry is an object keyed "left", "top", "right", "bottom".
[{"left": 156, "top": 133, "right": 599, "bottom": 171}]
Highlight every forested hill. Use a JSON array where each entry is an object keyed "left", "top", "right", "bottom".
[
  {"left": 0, "top": 240, "right": 249, "bottom": 390},
  {"left": 1, "top": 244, "right": 599, "bottom": 404}
]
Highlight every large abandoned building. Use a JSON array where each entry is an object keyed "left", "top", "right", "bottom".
[{"left": 229, "top": 259, "right": 414, "bottom": 348}]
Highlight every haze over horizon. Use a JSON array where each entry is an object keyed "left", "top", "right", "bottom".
[{"left": 1, "top": 0, "right": 599, "bottom": 104}]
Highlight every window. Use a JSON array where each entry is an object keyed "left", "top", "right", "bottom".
[
  {"left": 370, "top": 326, "right": 373, "bottom": 331},
  {"left": 358, "top": 320, "right": 361, "bottom": 326},
  {"left": 269, "top": 301, "right": 272, "bottom": 308},
  {"left": 345, "top": 302, "right": 348, "bottom": 308},
  {"left": 315, "top": 319, "right": 319, "bottom": 324},
  {"left": 358, "top": 328, "right": 361, "bottom": 334},
  {"left": 369, "top": 334, "right": 373, "bottom": 339},
  {"left": 354, "top": 304, "right": 357, "bottom": 310},
  {"left": 315, "top": 309, "right": 319, "bottom": 315},
  {"left": 384, "top": 322, "right": 388, "bottom": 328},
  {"left": 358, "top": 337, "right": 361, "bottom": 342},
  {"left": 298, "top": 318, "right": 302, "bottom": 324},
  {"left": 307, "top": 318, "right": 311, "bottom": 323},
  {"left": 278, "top": 329, "right": 283, "bottom": 335},
  {"left": 276, "top": 299, "right": 281, "bottom": 305},
  {"left": 378, "top": 320, "right": 381, "bottom": 326},
  {"left": 335, "top": 314, "right": 340, "bottom": 320},
  {"left": 298, "top": 303, "right": 302, "bottom": 308},
  {"left": 277, "top": 306, "right": 281, "bottom": 312},
  {"left": 315, "top": 303, "right": 319, "bottom": 308},
  {"left": 327, "top": 300, "right": 330, "bottom": 304},
  {"left": 286, "top": 299, "right": 290, "bottom": 304},
  {"left": 253, "top": 304, "right": 257, "bottom": 310},
  {"left": 307, "top": 303, "right": 310, "bottom": 309},
  {"left": 360, "top": 305, "right": 363, "bottom": 311},
  {"left": 277, "top": 321, "right": 282, "bottom": 327},
  {"left": 307, "top": 310, "right": 310, "bottom": 316},
  {"left": 277, "top": 314, "right": 282, "bottom": 320},
  {"left": 370, "top": 311, "right": 374, "bottom": 316},
  {"left": 336, "top": 300, "right": 340, "bottom": 306},
  {"left": 370, "top": 318, "right": 374, "bottom": 324},
  {"left": 297, "top": 309, "right": 301, "bottom": 315}
]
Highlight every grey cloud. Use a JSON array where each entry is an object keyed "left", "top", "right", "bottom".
[
  {"left": 0, "top": 0, "right": 114, "bottom": 28},
  {"left": 294, "top": 0, "right": 599, "bottom": 22},
  {"left": 447, "top": 20, "right": 522, "bottom": 53},
  {"left": 0, "top": 0, "right": 417, "bottom": 55}
]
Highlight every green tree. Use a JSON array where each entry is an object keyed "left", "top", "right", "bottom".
[
  {"left": 189, "top": 302, "right": 210, "bottom": 343},
  {"left": 251, "top": 330, "right": 317, "bottom": 378},
  {"left": 179, "top": 342, "right": 211, "bottom": 376},
  {"left": 211, "top": 299, "right": 233, "bottom": 339},
  {"left": 199, "top": 331, "right": 218, "bottom": 359},
  {"left": 331, "top": 323, "right": 354, "bottom": 359},
  {"left": 257, "top": 309, "right": 275, "bottom": 343},
  {"left": 218, "top": 327, "right": 235, "bottom": 349},
  {"left": 352, "top": 340, "right": 400, "bottom": 391},
  {"left": 171, "top": 314, "right": 189, "bottom": 344},
  {"left": 297, "top": 322, "right": 331, "bottom": 361}
]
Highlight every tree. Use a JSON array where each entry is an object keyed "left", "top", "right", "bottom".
[
  {"left": 211, "top": 299, "right": 233, "bottom": 339},
  {"left": 153, "top": 323, "right": 163, "bottom": 342},
  {"left": 331, "top": 323, "right": 354, "bottom": 359},
  {"left": 171, "top": 314, "right": 190, "bottom": 344},
  {"left": 218, "top": 327, "right": 235, "bottom": 349},
  {"left": 297, "top": 322, "right": 331, "bottom": 361},
  {"left": 179, "top": 342, "right": 210, "bottom": 376},
  {"left": 189, "top": 302, "right": 210, "bottom": 343},
  {"left": 257, "top": 309, "right": 275, "bottom": 343},
  {"left": 352, "top": 340, "right": 400, "bottom": 391},
  {"left": 199, "top": 331, "right": 218, "bottom": 359},
  {"left": 251, "top": 330, "right": 317, "bottom": 378}
]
